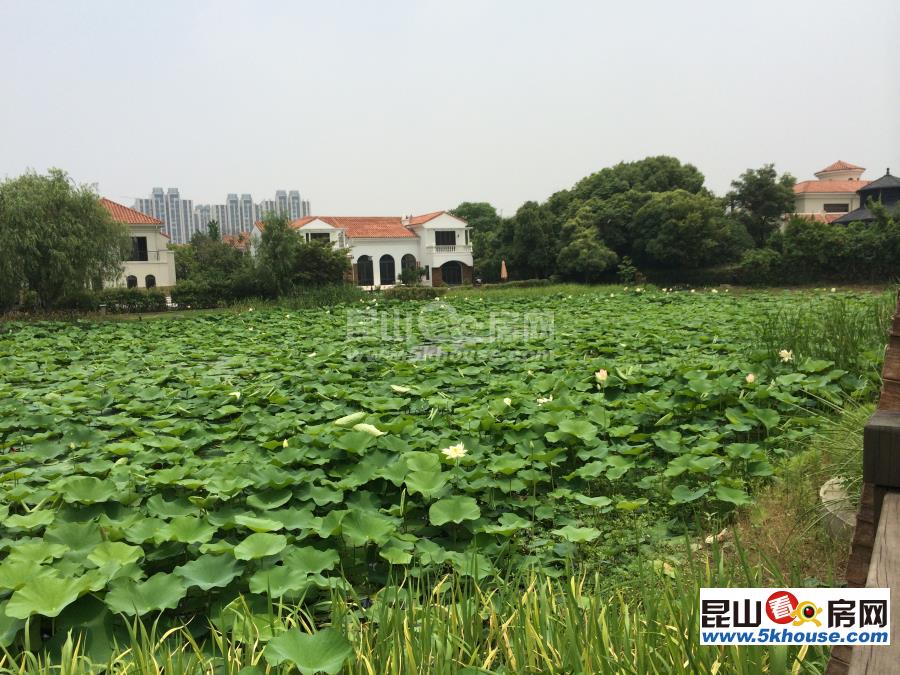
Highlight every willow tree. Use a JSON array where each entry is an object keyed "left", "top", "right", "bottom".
[{"left": 0, "top": 169, "right": 129, "bottom": 309}]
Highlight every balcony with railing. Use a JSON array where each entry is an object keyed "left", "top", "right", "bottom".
[
  {"left": 426, "top": 244, "right": 473, "bottom": 254},
  {"left": 127, "top": 249, "right": 168, "bottom": 262}
]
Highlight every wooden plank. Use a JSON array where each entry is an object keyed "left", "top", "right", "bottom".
[
  {"left": 848, "top": 491, "right": 900, "bottom": 675},
  {"left": 882, "top": 337, "right": 900, "bottom": 381},
  {"left": 863, "top": 412, "right": 900, "bottom": 487}
]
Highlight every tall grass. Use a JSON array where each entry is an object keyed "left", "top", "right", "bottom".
[
  {"left": 1, "top": 544, "right": 826, "bottom": 675},
  {"left": 754, "top": 291, "right": 895, "bottom": 374}
]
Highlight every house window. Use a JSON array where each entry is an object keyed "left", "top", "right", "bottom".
[
  {"left": 130, "top": 237, "right": 149, "bottom": 261},
  {"left": 306, "top": 232, "right": 331, "bottom": 242},
  {"left": 126, "top": 275, "right": 138, "bottom": 289},
  {"left": 435, "top": 231, "right": 456, "bottom": 246},
  {"left": 357, "top": 255, "right": 374, "bottom": 285},
  {"left": 401, "top": 254, "right": 417, "bottom": 271},
  {"left": 145, "top": 275, "right": 156, "bottom": 289},
  {"left": 465, "top": 229, "right": 470, "bottom": 245},
  {"left": 823, "top": 203, "right": 849, "bottom": 213},
  {"left": 379, "top": 255, "right": 396, "bottom": 285},
  {"left": 424, "top": 265, "right": 430, "bottom": 280}
]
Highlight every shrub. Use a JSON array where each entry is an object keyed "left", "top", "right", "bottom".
[
  {"left": 170, "top": 279, "right": 225, "bottom": 309},
  {"left": 399, "top": 266, "right": 426, "bottom": 286},
  {"left": 283, "top": 284, "right": 369, "bottom": 308},
  {"left": 98, "top": 288, "right": 167, "bottom": 313},
  {"left": 617, "top": 256, "right": 638, "bottom": 284},
  {"left": 737, "top": 248, "right": 784, "bottom": 286},
  {"left": 382, "top": 286, "right": 448, "bottom": 301}
]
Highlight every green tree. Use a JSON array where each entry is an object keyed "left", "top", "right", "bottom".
[
  {"left": 727, "top": 164, "right": 795, "bottom": 246},
  {"left": 294, "top": 240, "right": 351, "bottom": 285},
  {"left": 573, "top": 156, "right": 706, "bottom": 202},
  {"left": 0, "top": 169, "right": 129, "bottom": 309},
  {"left": 508, "top": 201, "right": 558, "bottom": 279},
  {"left": 631, "top": 190, "right": 737, "bottom": 268},
  {"left": 555, "top": 227, "right": 618, "bottom": 282},
  {"left": 256, "top": 213, "right": 302, "bottom": 296},
  {"left": 450, "top": 202, "right": 504, "bottom": 281},
  {"left": 206, "top": 220, "right": 221, "bottom": 240}
]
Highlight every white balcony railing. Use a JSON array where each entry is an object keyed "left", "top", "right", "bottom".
[{"left": 427, "top": 245, "right": 472, "bottom": 254}]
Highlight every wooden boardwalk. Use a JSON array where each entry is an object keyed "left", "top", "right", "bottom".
[{"left": 829, "top": 292, "right": 900, "bottom": 674}]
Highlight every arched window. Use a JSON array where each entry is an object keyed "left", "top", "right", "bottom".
[
  {"left": 441, "top": 261, "right": 463, "bottom": 286},
  {"left": 379, "top": 255, "right": 396, "bottom": 285},
  {"left": 126, "top": 275, "right": 138, "bottom": 289},
  {"left": 145, "top": 275, "right": 156, "bottom": 289},
  {"left": 401, "top": 254, "right": 417, "bottom": 271},
  {"left": 357, "top": 255, "right": 374, "bottom": 286}
]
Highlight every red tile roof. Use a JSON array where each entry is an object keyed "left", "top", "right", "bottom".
[
  {"left": 408, "top": 211, "right": 445, "bottom": 225},
  {"left": 255, "top": 212, "right": 457, "bottom": 238},
  {"left": 817, "top": 160, "right": 864, "bottom": 173},
  {"left": 223, "top": 232, "right": 251, "bottom": 250},
  {"left": 100, "top": 198, "right": 163, "bottom": 225},
  {"left": 794, "top": 212, "right": 843, "bottom": 224},
  {"left": 793, "top": 179, "right": 869, "bottom": 194}
]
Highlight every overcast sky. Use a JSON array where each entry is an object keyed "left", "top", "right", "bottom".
[{"left": 2, "top": 0, "right": 898, "bottom": 216}]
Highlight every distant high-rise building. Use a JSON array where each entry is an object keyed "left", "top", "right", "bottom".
[
  {"left": 240, "top": 194, "right": 255, "bottom": 230},
  {"left": 194, "top": 204, "right": 212, "bottom": 234},
  {"left": 257, "top": 199, "right": 277, "bottom": 219},
  {"left": 212, "top": 204, "right": 228, "bottom": 231},
  {"left": 226, "top": 194, "right": 240, "bottom": 236},
  {"left": 275, "top": 190, "right": 288, "bottom": 215},
  {"left": 289, "top": 190, "right": 302, "bottom": 219},
  {"left": 134, "top": 187, "right": 309, "bottom": 239}
]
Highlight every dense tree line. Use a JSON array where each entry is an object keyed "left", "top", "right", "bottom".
[
  {"left": 172, "top": 215, "right": 350, "bottom": 306},
  {"left": 453, "top": 156, "right": 897, "bottom": 284}
]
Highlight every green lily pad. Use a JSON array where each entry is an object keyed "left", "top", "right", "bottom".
[
  {"left": 233, "top": 533, "right": 288, "bottom": 560},
  {"left": 264, "top": 628, "right": 352, "bottom": 674},
  {"left": 174, "top": 554, "right": 243, "bottom": 591},
  {"left": 429, "top": 496, "right": 481, "bottom": 526},
  {"left": 104, "top": 573, "right": 187, "bottom": 616}
]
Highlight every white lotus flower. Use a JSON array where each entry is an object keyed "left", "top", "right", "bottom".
[
  {"left": 595, "top": 369, "right": 608, "bottom": 383},
  {"left": 690, "top": 289, "right": 696, "bottom": 294},
  {"left": 353, "top": 423, "right": 385, "bottom": 437},
  {"left": 779, "top": 349, "right": 794, "bottom": 363},
  {"left": 248, "top": 307, "right": 254, "bottom": 312},
  {"left": 536, "top": 395, "right": 553, "bottom": 406},
  {"left": 503, "top": 397, "right": 512, "bottom": 406},
  {"left": 745, "top": 373, "right": 756, "bottom": 384},
  {"left": 228, "top": 391, "right": 241, "bottom": 400},
  {"left": 831, "top": 288, "right": 837, "bottom": 293},
  {"left": 282, "top": 439, "right": 289, "bottom": 448},
  {"left": 712, "top": 289, "right": 719, "bottom": 294},
  {"left": 307, "top": 352, "right": 317, "bottom": 358},
  {"left": 440, "top": 443, "right": 468, "bottom": 460}
]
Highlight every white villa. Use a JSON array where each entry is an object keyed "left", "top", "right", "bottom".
[
  {"left": 101, "top": 198, "right": 177, "bottom": 289},
  {"left": 793, "top": 160, "right": 869, "bottom": 223},
  {"left": 252, "top": 211, "right": 474, "bottom": 286}
]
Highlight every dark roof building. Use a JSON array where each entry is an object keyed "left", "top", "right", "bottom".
[{"left": 833, "top": 169, "right": 900, "bottom": 224}]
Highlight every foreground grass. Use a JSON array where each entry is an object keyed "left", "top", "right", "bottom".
[{"left": 1, "top": 545, "right": 825, "bottom": 675}]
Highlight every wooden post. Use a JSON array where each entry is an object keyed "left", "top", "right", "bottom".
[{"left": 828, "top": 292, "right": 900, "bottom": 675}]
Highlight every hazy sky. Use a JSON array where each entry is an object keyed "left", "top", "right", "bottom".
[{"left": 2, "top": 0, "right": 898, "bottom": 216}]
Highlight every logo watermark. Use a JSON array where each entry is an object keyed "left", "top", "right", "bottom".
[
  {"left": 700, "top": 587, "right": 890, "bottom": 645},
  {"left": 344, "top": 300, "right": 555, "bottom": 361}
]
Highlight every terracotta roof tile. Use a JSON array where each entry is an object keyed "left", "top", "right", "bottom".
[
  {"left": 100, "top": 198, "right": 163, "bottom": 225},
  {"left": 817, "top": 160, "right": 865, "bottom": 173},
  {"left": 290, "top": 216, "right": 417, "bottom": 238},
  {"left": 793, "top": 179, "right": 868, "bottom": 194},
  {"left": 257, "top": 212, "right": 455, "bottom": 238},
  {"left": 409, "top": 211, "right": 445, "bottom": 225}
]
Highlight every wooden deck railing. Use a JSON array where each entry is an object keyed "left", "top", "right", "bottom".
[{"left": 828, "top": 291, "right": 900, "bottom": 674}]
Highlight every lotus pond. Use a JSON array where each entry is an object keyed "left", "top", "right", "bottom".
[{"left": 0, "top": 288, "right": 880, "bottom": 654}]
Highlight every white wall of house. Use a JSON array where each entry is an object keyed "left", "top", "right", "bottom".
[
  {"left": 114, "top": 224, "right": 177, "bottom": 289},
  {"left": 407, "top": 213, "right": 473, "bottom": 276},
  {"left": 794, "top": 192, "right": 861, "bottom": 215},
  {"left": 350, "top": 239, "right": 421, "bottom": 286}
]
